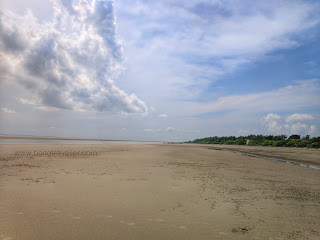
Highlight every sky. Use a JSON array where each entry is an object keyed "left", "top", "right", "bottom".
[{"left": 0, "top": 0, "right": 319, "bottom": 141}]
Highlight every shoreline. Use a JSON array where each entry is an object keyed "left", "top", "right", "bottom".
[{"left": 0, "top": 135, "right": 159, "bottom": 142}]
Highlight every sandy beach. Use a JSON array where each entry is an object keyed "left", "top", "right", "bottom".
[{"left": 0, "top": 143, "right": 319, "bottom": 240}]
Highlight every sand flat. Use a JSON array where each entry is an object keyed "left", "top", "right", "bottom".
[{"left": 0, "top": 144, "right": 319, "bottom": 239}]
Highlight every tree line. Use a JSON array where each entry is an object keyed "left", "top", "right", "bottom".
[{"left": 188, "top": 134, "right": 320, "bottom": 148}]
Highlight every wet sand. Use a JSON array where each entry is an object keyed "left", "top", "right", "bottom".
[
  {"left": 0, "top": 144, "right": 319, "bottom": 239},
  {"left": 203, "top": 144, "right": 320, "bottom": 167}
]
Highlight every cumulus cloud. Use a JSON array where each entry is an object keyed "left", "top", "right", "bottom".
[
  {"left": 261, "top": 114, "right": 285, "bottom": 133},
  {"left": 290, "top": 123, "right": 316, "bottom": 135},
  {"left": 0, "top": 0, "right": 147, "bottom": 113},
  {"left": 286, "top": 114, "right": 314, "bottom": 122},
  {"left": 261, "top": 113, "right": 316, "bottom": 135}
]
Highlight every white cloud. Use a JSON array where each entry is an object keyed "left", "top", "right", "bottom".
[
  {"left": 0, "top": 0, "right": 147, "bottom": 113},
  {"left": 261, "top": 113, "right": 317, "bottom": 136},
  {"left": 1, "top": 107, "right": 16, "bottom": 113},
  {"left": 290, "top": 123, "right": 316, "bottom": 135},
  {"left": 167, "top": 80, "right": 320, "bottom": 117},
  {"left": 309, "top": 125, "right": 317, "bottom": 134},
  {"left": 286, "top": 114, "right": 314, "bottom": 122},
  {"left": 144, "top": 128, "right": 161, "bottom": 133},
  {"left": 19, "top": 98, "right": 37, "bottom": 105},
  {"left": 166, "top": 127, "right": 180, "bottom": 133},
  {"left": 158, "top": 113, "right": 168, "bottom": 118},
  {"left": 261, "top": 114, "right": 285, "bottom": 133},
  {"left": 115, "top": 0, "right": 320, "bottom": 100}
]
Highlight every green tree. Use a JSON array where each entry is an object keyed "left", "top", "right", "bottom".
[{"left": 288, "top": 134, "right": 300, "bottom": 140}]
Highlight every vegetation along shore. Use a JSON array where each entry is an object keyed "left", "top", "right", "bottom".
[{"left": 188, "top": 134, "right": 320, "bottom": 148}]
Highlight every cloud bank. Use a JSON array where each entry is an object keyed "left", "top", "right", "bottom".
[
  {"left": 0, "top": 0, "right": 147, "bottom": 113},
  {"left": 261, "top": 113, "right": 317, "bottom": 135},
  {"left": 171, "top": 80, "right": 320, "bottom": 117},
  {"left": 286, "top": 114, "right": 314, "bottom": 123}
]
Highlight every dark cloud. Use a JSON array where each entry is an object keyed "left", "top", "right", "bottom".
[
  {"left": 0, "top": 14, "right": 26, "bottom": 53},
  {"left": 24, "top": 37, "right": 66, "bottom": 87},
  {"left": 39, "top": 88, "right": 71, "bottom": 110},
  {"left": 18, "top": 79, "right": 37, "bottom": 90}
]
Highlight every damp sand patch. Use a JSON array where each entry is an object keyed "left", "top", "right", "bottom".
[{"left": 206, "top": 147, "right": 320, "bottom": 170}]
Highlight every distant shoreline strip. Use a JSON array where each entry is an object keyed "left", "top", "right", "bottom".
[{"left": 0, "top": 136, "right": 155, "bottom": 142}]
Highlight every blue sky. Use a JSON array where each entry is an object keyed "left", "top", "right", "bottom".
[{"left": 0, "top": 0, "right": 319, "bottom": 141}]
